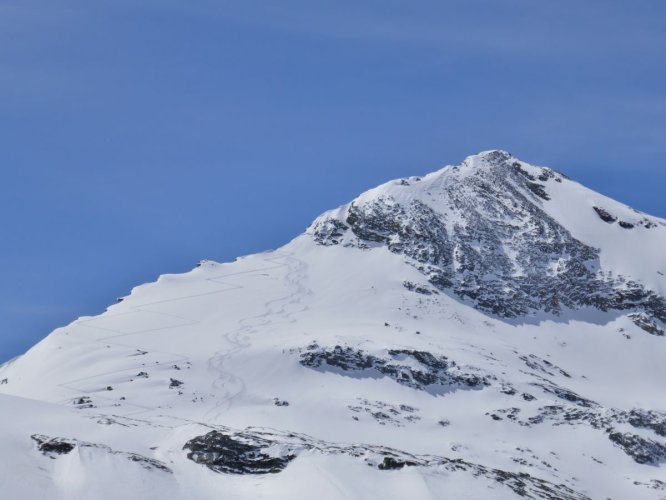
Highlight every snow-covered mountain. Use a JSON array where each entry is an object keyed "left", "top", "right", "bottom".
[{"left": 1, "top": 150, "right": 665, "bottom": 499}]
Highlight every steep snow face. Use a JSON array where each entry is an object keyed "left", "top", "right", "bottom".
[
  {"left": 1, "top": 151, "right": 666, "bottom": 500},
  {"left": 309, "top": 150, "right": 666, "bottom": 322}
]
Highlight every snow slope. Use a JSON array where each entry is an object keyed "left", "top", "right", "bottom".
[{"left": 1, "top": 151, "right": 665, "bottom": 499}]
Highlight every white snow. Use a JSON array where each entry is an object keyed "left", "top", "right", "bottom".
[{"left": 1, "top": 151, "right": 665, "bottom": 499}]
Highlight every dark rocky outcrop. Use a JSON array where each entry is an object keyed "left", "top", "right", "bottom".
[
  {"left": 593, "top": 206, "right": 617, "bottom": 223},
  {"left": 628, "top": 313, "right": 664, "bottom": 336},
  {"left": 402, "top": 281, "right": 437, "bottom": 295},
  {"left": 378, "top": 456, "right": 417, "bottom": 470},
  {"left": 608, "top": 432, "right": 666, "bottom": 465},
  {"left": 311, "top": 218, "right": 349, "bottom": 246},
  {"left": 31, "top": 435, "right": 75, "bottom": 456},
  {"left": 183, "top": 431, "right": 295, "bottom": 474},
  {"left": 498, "top": 397, "right": 666, "bottom": 465},
  {"left": 625, "top": 409, "right": 666, "bottom": 437},
  {"left": 299, "top": 343, "right": 490, "bottom": 392}
]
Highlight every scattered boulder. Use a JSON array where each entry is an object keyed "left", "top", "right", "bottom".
[
  {"left": 72, "top": 396, "right": 94, "bottom": 409},
  {"left": 169, "top": 378, "right": 183, "bottom": 389},
  {"left": 378, "top": 456, "right": 417, "bottom": 470}
]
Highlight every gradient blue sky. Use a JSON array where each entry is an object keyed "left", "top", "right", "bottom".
[{"left": 2, "top": 0, "right": 665, "bottom": 361}]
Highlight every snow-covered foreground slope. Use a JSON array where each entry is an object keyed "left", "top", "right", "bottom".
[{"left": 2, "top": 151, "right": 666, "bottom": 499}]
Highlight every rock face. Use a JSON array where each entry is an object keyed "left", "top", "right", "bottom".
[
  {"left": 299, "top": 344, "right": 490, "bottom": 393},
  {"left": 183, "top": 431, "right": 295, "bottom": 474},
  {"left": 309, "top": 150, "right": 666, "bottom": 323},
  {"left": 608, "top": 433, "right": 666, "bottom": 465}
]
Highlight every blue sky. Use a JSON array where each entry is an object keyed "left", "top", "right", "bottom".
[{"left": 1, "top": 0, "right": 665, "bottom": 361}]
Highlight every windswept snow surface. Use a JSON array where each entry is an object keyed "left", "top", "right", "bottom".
[{"left": 1, "top": 151, "right": 666, "bottom": 499}]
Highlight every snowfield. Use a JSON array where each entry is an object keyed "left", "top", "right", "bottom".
[{"left": 1, "top": 151, "right": 665, "bottom": 499}]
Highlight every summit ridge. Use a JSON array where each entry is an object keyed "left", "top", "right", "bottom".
[{"left": 309, "top": 152, "right": 666, "bottom": 322}]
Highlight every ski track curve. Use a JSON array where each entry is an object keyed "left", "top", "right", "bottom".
[
  {"left": 204, "top": 253, "right": 310, "bottom": 421},
  {"left": 53, "top": 252, "right": 310, "bottom": 424}
]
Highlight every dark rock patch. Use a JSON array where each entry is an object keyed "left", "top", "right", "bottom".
[
  {"left": 634, "top": 479, "right": 666, "bottom": 491},
  {"left": 124, "top": 453, "right": 172, "bottom": 473},
  {"left": 593, "top": 206, "right": 617, "bottom": 223},
  {"left": 71, "top": 396, "right": 95, "bottom": 409},
  {"left": 311, "top": 218, "right": 349, "bottom": 246},
  {"left": 533, "top": 383, "right": 597, "bottom": 408},
  {"left": 625, "top": 409, "right": 666, "bottom": 437},
  {"left": 520, "top": 354, "right": 571, "bottom": 378},
  {"left": 628, "top": 313, "right": 664, "bottom": 336},
  {"left": 299, "top": 343, "right": 490, "bottom": 393},
  {"left": 378, "top": 456, "right": 417, "bottom": 470},
  {"left": 403, "top": 281, "right": 436, "bottom": 295},
  {"left": 183, "top": 431, "right": 295, "bottom": 474},
  {"left": 608, "top": 432, "right": 666, "bottom": 465},
  {"left": 348, "top": 399, "right": 420, "bottom": 426},
  {"left": 525, "top": 181, "right": 550, "bottom": 200},
  {"left": 32, "top": 435, "right": 75, "bottom": 457}
]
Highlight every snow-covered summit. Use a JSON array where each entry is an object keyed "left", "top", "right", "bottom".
[
  {"left": 309, "top": 151, "right": 666, "bottom": 321},
  {"left": 1, "top": 152, "right": 665, "bottom": 499}
]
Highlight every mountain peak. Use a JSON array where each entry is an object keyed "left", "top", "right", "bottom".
[
  {"left": 310, "top": 152, "right": 666, "bottom": 322},
  {"left": 463, "top": 149, "right": 515, "bottom": 165}
]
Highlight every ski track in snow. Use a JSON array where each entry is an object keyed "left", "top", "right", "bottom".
[
  {"left": 204, "top": 253, "right": 310, "bottom": 421},
  {"left": 55, "top": 252, "right": 310, "bottom": 424}
]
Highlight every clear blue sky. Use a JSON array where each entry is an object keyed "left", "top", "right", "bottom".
[{"left": 1, "top": 0, "right": 665, "bottom": 361}]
